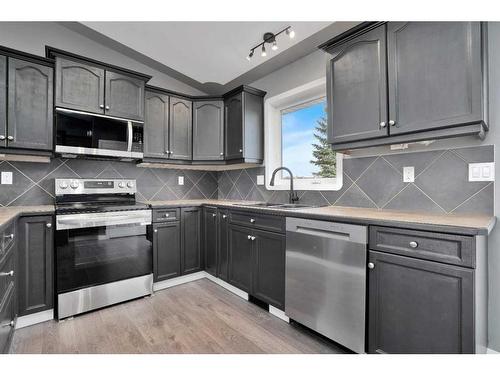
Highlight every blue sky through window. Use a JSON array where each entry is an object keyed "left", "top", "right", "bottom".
[{"left": 281, "top": 100, "right": 326, "bottom": 178}]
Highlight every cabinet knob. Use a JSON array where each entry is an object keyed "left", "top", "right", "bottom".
[
  {"left": 251, "top": 236, "right": 256, "bottom": 241},
  {"left": 379, "top": 121, "right": 386, "bottom": 128},
  {"left": 4, "top": 233, "right": 14, "bottom": 240},
  {"left": 0, "top": 135, "right": 5, "bottom": 140},
  {"left": 220, "top": 152, "right": 224, "bottom": 156},
  {"left": 164, "top": 213, "right": 170, "bottom": 217},
  {"left": 7, "top": 135, "right": 14, "bottom": 141},
  {"left": 239, "top": 149, "right": 243, "bottom": 153},
  {"left": 389, "top": 120, "right": 396, "bottom": 126},
  {"left": 105, "top": 105, "right": 110, "bottom": 110},
  {"left": 46, "top": 223, "right": 52, "bottom": 228},
  {"left": 154, "top": 229, "right": 158, "bottom": 233},
  {"left": 1, "top": 320, "right": 14, "bottom": 328},
  {"left": 249, "top": 218, "right": 256, "bottom": 223},
  {"left": 222, "top": 214, "right": 227, "bottom": 219},
  {"left": 99, "top": 104, "right": 104, "bottom": 109},
  {"left": 0, "top": 270, "right": 14, "bottom": 277},
  {"left": 409, "top": 241, "right": 418, "bottom": 248},
  {"left": 247, "top": 235, "right": 252, "bottom": 240},
  {"left": 212, "top": 213, "right": 217, "bottom": 217},
  {"left": 367, "top": 262, "right": 375, "bottom": 269}
]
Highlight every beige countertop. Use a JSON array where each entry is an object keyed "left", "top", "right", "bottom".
[
  {"left": 145, "top": 199, "right": 496, "bottom": 235},
  {"left": 0, "top": 205, "right": 55, "bottom": 230}
]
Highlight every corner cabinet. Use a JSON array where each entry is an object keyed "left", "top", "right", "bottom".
[
  {"left": 323, "top": 22, "right": 487, "bottom": 150},
  {"left": 0, "top": 55, "right": 6, "bottom": 147},
  {"left": 193, "top": 100, "right": 224, "bottom": 161}
]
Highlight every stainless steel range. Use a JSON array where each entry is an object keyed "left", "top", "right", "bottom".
[{"left": 54, "top": 178, "right": 153, "bottom": 319}]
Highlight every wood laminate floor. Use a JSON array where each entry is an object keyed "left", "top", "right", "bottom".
[{"left": 11, "top": 279, "right": 348, "bottom": 354}]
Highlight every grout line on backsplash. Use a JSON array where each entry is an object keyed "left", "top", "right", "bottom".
[
  {"left": 449, "top": 182, "right": 493, "bottom": 213},
  {"left": 380, "top": 156, "right": 403, "bottom": 176},
  {"left": 411, "top": 183, "right": 447, "bottom": 213},
  {"left": 380, "top": 183, "right": 411, "bottom": 209},
  {"left": 414, "top": 150, "right": 447, "bottom": 179}
]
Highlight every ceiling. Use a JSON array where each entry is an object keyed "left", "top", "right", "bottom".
[{"left": 81, "top": 21, "right": 332, "bottom": 86}]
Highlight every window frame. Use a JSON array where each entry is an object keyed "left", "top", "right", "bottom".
[{"left": 264, "top": 78, "right": 343, "bottom": 191}]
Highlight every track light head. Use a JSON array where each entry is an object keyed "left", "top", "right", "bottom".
[
  {"left": 286, "top": 28, "right": 295, "bottom": 39},
  {"left": 261, "top": 44, "right": 267, "bottom": 57},
  {"left": 246, "top": 50, "right": 254, "bottom": 61},
  {"left": 271, "top": 41, "right": 278, "bottom": 51}
]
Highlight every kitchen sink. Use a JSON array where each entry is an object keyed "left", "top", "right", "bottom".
[{"left": 235, "top": 202, "right": 316, "bottom": 210}]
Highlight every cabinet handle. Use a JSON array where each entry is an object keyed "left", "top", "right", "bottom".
[
  {"left": 46, "top": 223, "right": 52, "bottom": 228},
  {"left": 212, "top": 213, "right": 217, "bottom": 217},
  {"left": 0, "top": 135, "right": 5, "bottom": 140},
  {"left": 220, "top": 152, "right": 224, "bottom": 156},
  {"left": 247, "top": 235, "right": 252, "bottom": 240},
  {"left": 154, "top": 229, "right": 158, "bottom": 233},
  {"left": 105, "top": 105, "right": 110, "bottom": 110},
  {"left": 249, "top": 218, "right": 256, "bottom": 223},
  {"left": 409, "top": 241, "right": 418, "bottom": 248},
  {"left": 379, "top": 121, "right": 386, "bottom": 128},
  {"left": 4, "top": 233, "right": 14, "bottom": 240},
  {"left": 0, "top": 270, "right": 14, "bottom": 277},
  {"left": 1, "top": 320, "right": 15, "bottom": 328},
  {"left": 164, "top": 213, "right": 170, "bottom": 217},
  {"left": 239, "top": 149, "right": 243, "bottom": 153},
  {"left": 389, "top": 120, "right": 396, "bottom": 126},
  {"left": 7, "top": 136, "right": 14, "bottom": 141},
  {"left": 251, "top": 236, "right": 256, "bottom": 241},
  {"left": 99, "top": 104, "right": 104, "bottom": 109},
  {"left": 367, "top": 262, "right": 375, "bottom": 269}
]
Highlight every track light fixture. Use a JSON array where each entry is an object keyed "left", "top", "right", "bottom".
[{"left": 246, "top": 26, "right": 295, "bottom": 61}]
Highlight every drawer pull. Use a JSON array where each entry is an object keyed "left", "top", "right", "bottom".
[
  {"left": 154, "top": 229, "right": 158, "bottom": 233},
  {"left": 367, "top": 262, "right": 375, "bottom": 270},
  {"left": 164, "top": 213, "right": 170, "bottom": 217},
  {"left": 409, "top": 241, "right": 418, "bottom": 248},
  {"left": 46, "top": 223, "right": 52, "bottom": 228},
  {"left": 0, "top": 270, "right": 14, "bottom": 277},
  {"left": 250, "top": 218, "right": 256, "bottom": 223},
  {"left": 222, "top": 214, "right": 227, "bottom": 219},
  {"left": 212, "top": 213, "right": 217, "bottom": 217},
  {"left": 3, "top": 233, "right": 14, "bottom": 240}
]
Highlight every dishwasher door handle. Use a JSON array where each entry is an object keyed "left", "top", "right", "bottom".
[
  {"left": 295, "top": 226, "right": 352, "bottom": 241},
  {"left": 286, "top": 217, "right": 367, "bottom": 245}
]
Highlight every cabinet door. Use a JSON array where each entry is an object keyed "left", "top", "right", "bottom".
[
  {"left": 144, "top": 91, "right": 169, "bottom": 159},
  {"left": 0, "top": 55, "right": 6, "bottom": 148},
  {"left": 0, "top": 285, "right": 15, "bottom": 354},
  {"left": 181, "top": 207, "right": 202, "bottom": 274},
  {"left": 387, "top": 22, "right": 483, "bottom": 136},
  {"left": 105, "top": 71, "right": 145, "bottom": 121},
  {"left": 253, "top": 229, "right": 285, "bottom": 309},
  {"left": 153, "top": 221, "right": 181, "bottom": 281},
  {"left": 7, "top": 58, "right": 53, "bottom": 151},
  {"left": 193, "top": 100, "right": 224, "bottom": 160},
  {"left": 169, "top": 97, "right": 192, "bottom": 160},
  {"left": 17, "top": 215, "right": 53, "bottom": 316},
  {"left": 203, "top": 207, "right": 218, "bottom": 276},
  {"left": 228, "top": 224, "right": 253, "bottom": 292},
  {"left": 55, "top": 57, "right": 105, "bottom": 114},
  {"left": 368, "top": 250, "right": 474, "bottom": 354},
  {"left": 326, "top": 24, "right": 388, "bottom": 144},
  {"left": 224, "top": 93, "right": 244, "bottom": 160},
  {"left": 217, "top": 209, "right": 229, "bottom": 281}
]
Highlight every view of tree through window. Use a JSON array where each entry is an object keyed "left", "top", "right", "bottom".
[{"left": 281, "top": 99, "right": 336, "bottom": 179}]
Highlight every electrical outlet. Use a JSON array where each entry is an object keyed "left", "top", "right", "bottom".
[
  {"left": 403, "top": 167, "right": 414, "bottom": 182},
  {"left": 178, "top": 176, "right": 184, "bottom": 185},
  {"left": 468, "top": 162, "right": 495, "bottom": 182},
  {"left": 1, "top": 171, "right": 13, "bottom": 185},
  {"left": 256, "top": 175, "right": 265, "bottom": 185}
]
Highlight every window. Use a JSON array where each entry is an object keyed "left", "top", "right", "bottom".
[{"left": 265, "top": 78, "right": 343, "bottom": 191}]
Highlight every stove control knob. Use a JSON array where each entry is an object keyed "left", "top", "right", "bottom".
[
  {"left": 118, "top": 182, "right": 125, "bottom": 188},
  {"left": 127, "top": 182, "right": 134, "bottom": 188},
  {"left": 59, "top": 181, "right": 69, "bottom": 190},
  {"left": 70, "top": 181, "right": 80, "bottom": 189}
]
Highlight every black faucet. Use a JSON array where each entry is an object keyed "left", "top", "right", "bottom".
[{"left": 269, "top": 167, "right": 299, "bottom": 204}]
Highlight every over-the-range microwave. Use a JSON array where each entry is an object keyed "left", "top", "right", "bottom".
[{"left": 55, "top": 108, "right": 144, "bottom": 160}]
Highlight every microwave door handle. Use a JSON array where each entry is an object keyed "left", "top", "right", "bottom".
[{"left": 127, "top": 121, "right": 132, "bottom": 153}]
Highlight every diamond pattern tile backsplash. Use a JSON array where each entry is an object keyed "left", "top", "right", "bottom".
[
  {"left": 0, "top": 145, "right": 494, "bottom": 215},
  {"left": 0, "top": 158, "right": 218, "bottom": 206},
  {"left": 217, "top": 145, "right": 495, "bottom": 215}
]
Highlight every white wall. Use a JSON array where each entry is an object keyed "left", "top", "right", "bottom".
[
  {"left": 251, "top": 22, "right": 500, "bottom": 351},
  {"left": 0, "top": 22, "right": 206, "bottom": 95}
]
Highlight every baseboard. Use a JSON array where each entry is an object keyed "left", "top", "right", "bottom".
[
  {"left": 153, "top": 271, "right": 206, "bottom": 292},
  {"left": 487, "top": 348, "right": 500, "bottom": 354},
  {"left": 15, "top": 309, "right": 54, "bottom": 329},
  {"left": 203, "top": 272, "right": 249, "bottom": 301},
  {"left": 269, "top": 305, "right": 289, "bottom": 323}
]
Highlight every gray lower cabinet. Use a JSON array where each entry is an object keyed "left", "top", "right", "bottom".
[
  {"left": 153, "top": 221, "right": 181, "bottom": 281},
  {"left": 0, "top": 283, "right": 15, "bottom": 354},
  {"left": 181, "top": 207, "right": 202, "bottom": 274},
  {"left": 0, "top": 55, "right": 6, "bottom": 148},
  {"left": 144, "top": 90, "right": 169, "bottom": 159},
  {"left": 217, "top": 209, "right": 229, "bottom": 281},
  {"left": 368, "top": 250, "right": 474, "bottom": 354},
  {"left": 170, "top": 97, "right": 192, "bottom": 160},
  {"left": 7, "top": 58, "right": 53, "bottom": 151},
  {"left": 0, "top": 222, "right": 17, "bottom": 354},
  {"left": 228, "top": 224, "right": 253, "bottom": 292},
  {"left": 55, "top": 57, "right": 105, "bottom": 114},
  {"left": 252, "top": 229, "right": 285, "bottom": 309},
  {"left": 193, "top": 100, "right": 224, "bottom": 160},
  {"left": 105, "top": 71, "right": 145, "bottom": 121},
  {"left": 203, "top": 207, "right": 218, "bottom": 276},
  {"left": 17, "top": 215, "right": 53, "bottom": 317},
  {"left": 326, "top": 23, "right": 388, "bottom": 144}
]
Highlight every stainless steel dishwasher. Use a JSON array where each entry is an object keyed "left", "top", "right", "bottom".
[{"left": 285, "top": 217, "right": 368, "bottom": 353}]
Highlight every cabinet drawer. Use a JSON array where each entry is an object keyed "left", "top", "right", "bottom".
[
  {"left": 153, "top": 208, "right": 180, "bottom": 223},
  {"left": 1, "top": 221, "right": 15, "bottom": 255},
  {"left": 229, "top": 210, "right": 284, "bottom": 233},
  {"left": 0, "top": 251, "right": 15, "bottom": 302},
  {"left": 369, "top": 226, "right": 475, "bottom": 268}
]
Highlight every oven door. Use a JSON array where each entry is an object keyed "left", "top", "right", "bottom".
[{"left": 55, "top": 211, "right": 152, "bottom": 294}]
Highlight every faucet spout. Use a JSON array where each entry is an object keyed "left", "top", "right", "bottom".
[{"left": 269, "top": 167, "right": 299, "bottom": 204}]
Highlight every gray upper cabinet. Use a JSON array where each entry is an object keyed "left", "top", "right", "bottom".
[
  {"left": 0, "top": 55, "right": 6, "bottom": 148},
  {"left": 224, "top": 92, "right": 243, "bottom": 160},
  {"left": 326, "top": 24, "right": 388, "bottom": 144},
  {"left": 368, "top": 250, "right": 474, "bottom": 354},
  {"left": 7, "top": 58, "right": 53, "bottom": 151},
  {"left": 193, "top": 100, "right": 224, "bottom": 160},
  {"left": 105, "top": 71, "right": 145, "bottom": 121},
  {"left": 169, "top": 97, "right": 192, "bottom": 160},
  {"left": 144, "top": 90, "right": 169, "bottom": 159},
  {"left": 55, "top": 57, "right": 105, "bottom": 114},
  {"left": 387, "top": 22, "right": 483, "bottom": 136},
  {"left": 17, "top": 215, "right": 54, "bottom": 317}
]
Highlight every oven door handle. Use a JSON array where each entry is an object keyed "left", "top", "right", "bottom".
[{"left": 56, "top": 212, "right": 152, "bottom": 230}]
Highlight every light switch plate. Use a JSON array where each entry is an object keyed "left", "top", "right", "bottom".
[
  {"left": 468, "top": 162, "right": 495, "bottom": 181},
  {"left": 1, "top": 171, "right": 13, "bottom": 185},
  {"left": 403, "top": 166, "right": 415, "bottom": 182},
  {"left": 178, "top": 176, "right": 184, "bottom": 185},
  {"left": 256, "top": 175, "right": 265, "bottom": 185}
]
